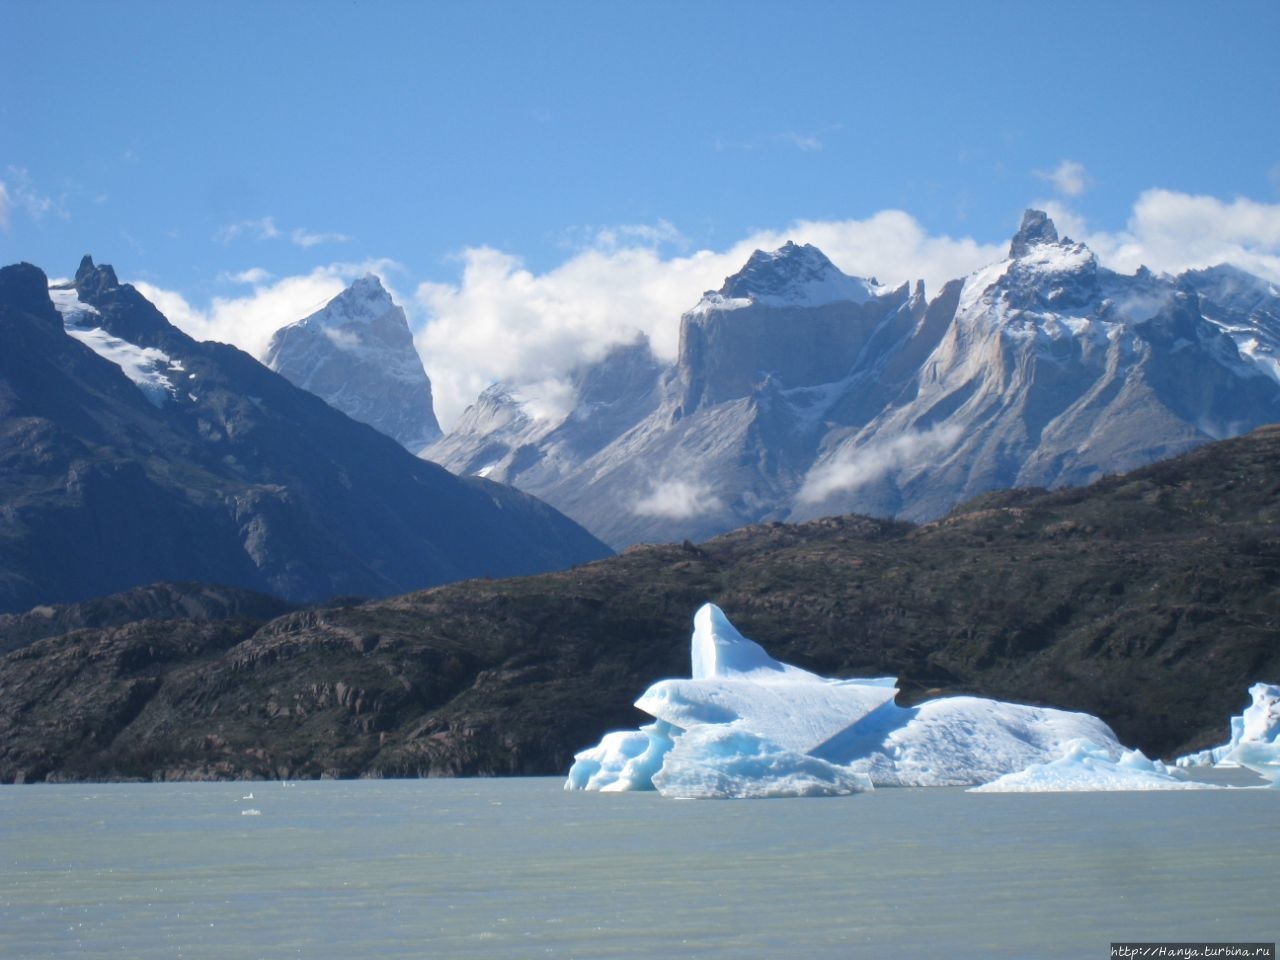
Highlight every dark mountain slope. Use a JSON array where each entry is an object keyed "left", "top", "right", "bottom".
[
  {"left": 2, "top": 425, "right": 1277, "bottom": 782},
  {"left": 0, "top": 582, "right": 294, "bottom": 657},
  {"left": 0, "top": 259, "right": 610, "bottom": 613}
]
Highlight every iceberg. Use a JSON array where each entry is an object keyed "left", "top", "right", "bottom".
[
  {"left": 1176, "top": 683, "right": 1280, "bottom": 782},
  {"left": 565, "top": 604, "right": 1127, "bottom": 797},
  {"left": 969, "top": 739, "right": 1214, "bottom": 792},
  {"left": 652, "top": 721, "right": 874, "bottom": 799}
]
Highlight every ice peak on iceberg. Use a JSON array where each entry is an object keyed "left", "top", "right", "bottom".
[
  {"left": 712, "top": 241, "right": 880, "bottom": 309},
  {"left": 691, "top": 603, "right": 791, "bottom": 680},
  {"left": 1009, "top": 209, "right": 1061, "bottom": 259}
]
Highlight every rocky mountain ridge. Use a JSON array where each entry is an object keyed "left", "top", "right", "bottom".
[
  {"left": 0, "top": 257, "right": 610, "bottom": 614},
  {"left": 424, "top": 211, "right": 1280, "bottom": 548}
]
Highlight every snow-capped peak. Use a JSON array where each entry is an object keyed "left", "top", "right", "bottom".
[
  {"left": 303, "top": 274, "right": 395, "bottom": 329},
  {"left": 693, "top": 241, "right": 882, "bottom": 314},
  {"left": 1008, "top": 208, "right": 1061, "bottom": 259}
]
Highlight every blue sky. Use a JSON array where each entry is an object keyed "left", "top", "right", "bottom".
[{"left": 5, "top": 0, "right": 1280, "bottom": 425}]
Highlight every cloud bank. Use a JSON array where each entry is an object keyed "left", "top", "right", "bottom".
[{"left": 137, "top": 259, "right": 402, "bottom": 360}]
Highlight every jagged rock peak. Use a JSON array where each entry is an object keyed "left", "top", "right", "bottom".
[
  {"left": 1009, "top": 209, "right": 1061, "bottom": 259},
  {"left": 714, "top": 241, "right": 879, "bottom": 307},
  {"left": 74, "top": 255, "right": 119, "bottom": 297},
  {"left": 310, "top": 274, "right": 395, "bottom": 326}
]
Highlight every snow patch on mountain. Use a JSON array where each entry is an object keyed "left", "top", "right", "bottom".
[
  {"left": 50, "top": 283, "right": 183, "bottom": 407},
  {"left": 688, "top": 241, "right": 882, "bottom": 316}
]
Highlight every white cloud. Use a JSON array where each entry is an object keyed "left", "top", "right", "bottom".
[
  {"left": 291, "top": 227, "right": 351, "bottom": 248},
  {"left": 4, "top": 166, "right": 69, "bottom": 222},
  {"left": 572, "top": 219, "right": 685, "bottom": 253},
  {"left": 137, "top": 258, "right": 402, "bottom": 360},
  {"left": 797, "top": 424, "right": 963, "bottom": 505},
  {"left": 219, "top": 267, "right": 274, "bottom": 286},
  {"left": 0, "top": 182, "right": 9, "bottom": 231},
  {"left": 779, "top": 131, "right": 823, "bottom": 152},
  {"left": 1054, "top": 190, "right": 1280, "bottom": 282},
  {"left": 632, "top": 479, "right": 723, "bottom": 520},
  {"left": 1034, "top": 159, "right": 1090, "bottom": 197},
  {"left": 214, "top": 216, "right": 280, "bottom": 244}
]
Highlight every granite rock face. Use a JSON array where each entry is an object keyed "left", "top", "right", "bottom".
[
  {"left": 427, "top": 212, "right": 1280, "bottom": 548},
  {"left": 264, "top": 275, "right": 442, "bottom": 452}
]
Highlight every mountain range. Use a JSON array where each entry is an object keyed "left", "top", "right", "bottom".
[
  {"left": 424, "top": 211, "right": 1280, "bottom": 548},
  {"left": 0, "top": 257, "right": 610, "bottom": 614},
  {"left": 3, "top": 424, "right": 1276, "bottom": 783}
]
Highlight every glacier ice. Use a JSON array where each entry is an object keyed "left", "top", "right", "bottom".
[
  {"left": 49, "top": 283, "right": 183, "bottom": 407},
  {"left": 969, "top": 739, "right": 1214, "bottom": 792},
  {"left": 565, "top": 604, "right": 1129, "bottom": 797},
  {"left": 1176, "top": 683, "right": 1280, "bottom": 782}
]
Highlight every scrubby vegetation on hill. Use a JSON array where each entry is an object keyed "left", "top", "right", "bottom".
[{"left": 3, "top": 426, "right": 1278, "bottom": 782}]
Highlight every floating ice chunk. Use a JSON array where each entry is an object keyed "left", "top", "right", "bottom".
[
  {"left": 1176, "top": 683, "right": 1280, "bottom": 778},
  {"left": 637, "top": 676, "right": 898, "bottom": 757},
  {"left": 829, "top": 696, "right": 1125, "bottom": 788},
  {"left": 564, "top": 722, "right": 674, "bottom": 792},
  {"left": 970, "top": 739, "right": 1216, "bottom": 792},
  {"left": 637, "top": 602, "right": 898, "bottom": 754},
  {"left": 566, "top": 604, "right": 1133, "bottom": 797},
  {"left": 651, "top": 721, "right": 873, "bottom": 799}
]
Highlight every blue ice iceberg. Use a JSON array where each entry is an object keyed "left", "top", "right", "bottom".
[
  {"left": 565, "top": 604, "right": 1127, "bottom": 797},
  {"left": 970, "top": 739, "right": 1213, "bottom": 792},
  {"left": 1176, "top": 683, "right": 1280, "bottom": 782}
]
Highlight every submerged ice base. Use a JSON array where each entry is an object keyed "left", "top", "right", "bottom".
[{"left": 565, "top": 604, "right": 1152, "bottom": 797}]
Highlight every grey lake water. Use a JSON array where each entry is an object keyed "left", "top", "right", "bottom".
[{"left": 2, "top": 776, "right": 1276, "bottom": 960}]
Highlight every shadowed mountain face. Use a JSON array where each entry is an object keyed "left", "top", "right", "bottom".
[
  {"left": 0, "top": 258, "right": 610, "bottom": 614},
  {"left": 426, "top": 212, "right": 1280, "bottom": 548},
  {"left": 3, "top": 426, "right": 1277, "bottom": 783}
]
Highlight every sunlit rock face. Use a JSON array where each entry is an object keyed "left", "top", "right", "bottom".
[
  {"left": 265, "top": 275, "right": 442, "bottom": 452},
  {"left": 429, "top": 213, "right": 1280, "bottom": 549}
]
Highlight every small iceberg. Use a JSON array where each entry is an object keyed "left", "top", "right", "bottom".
[
  {"left": 241, "top": 808, "right": 261, "bottom": 816},
  {"left": 566, "top": 604, "right": 1128, "bottom": 797},
  {"left": 1176, "top": 683, "right": 1280, "bottom": 782},
  {"left": 969, "top": 739, "right": 1215, "bottom": 792}
]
